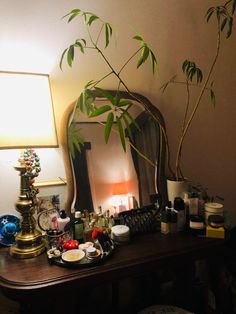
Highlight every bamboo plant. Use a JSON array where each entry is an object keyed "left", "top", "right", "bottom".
[{"left": 60, "top": 0, "right": 235, "bottom": 181}]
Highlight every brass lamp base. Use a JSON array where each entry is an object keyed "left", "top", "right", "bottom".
[
  {"left": 10, "top": 229, "right": 45, "bottom": 259},
  {"left": 10, "top": 157, "right": 45, "bottom": 259}
]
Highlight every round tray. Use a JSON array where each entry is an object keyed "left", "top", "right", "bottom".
[{"left": 48, "top": 240, "right": 115, "bottom": 268}]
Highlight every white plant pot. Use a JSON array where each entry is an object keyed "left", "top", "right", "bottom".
[{"left": 167, "top": 179, "right": 188, "bottom": 204}]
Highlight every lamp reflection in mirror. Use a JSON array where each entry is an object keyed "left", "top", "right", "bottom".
[
  {"left": 111, "top": 182, "right": 130, "bottom": 213},
  {"left": 0, "top": 71, "right": 58, "bottom": 258}
]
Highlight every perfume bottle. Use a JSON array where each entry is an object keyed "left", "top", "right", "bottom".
[{"left": 57, "top": 209, "right": 70, "bottom": 232}]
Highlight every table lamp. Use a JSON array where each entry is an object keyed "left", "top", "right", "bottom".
[
  {"left": 112, "top": 182, "right": 129, "bottom": 213},
  {"left": 0, "top": 71, "right": 58, "bottom": 258}
]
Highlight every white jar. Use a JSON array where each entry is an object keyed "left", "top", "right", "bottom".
[{"left": 204, "top": 202, "right": 224, "bottom": 225}]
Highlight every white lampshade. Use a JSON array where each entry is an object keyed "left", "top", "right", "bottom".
[{"left": 0, "top": 71, "right": 58, "bottom": 149}]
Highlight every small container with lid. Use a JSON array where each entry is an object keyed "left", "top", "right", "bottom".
[
  {"left": 204, "top": 202, "right": 224, "bottom": 225},
  {"left": 208, "top": 215, "right": 224, "bottom": 228},
  {"left": 111, "top": 225, "right": 130, "bottom": 243},
  {"left": 189, "top": 215, "right": 205, "bottom": 236}
]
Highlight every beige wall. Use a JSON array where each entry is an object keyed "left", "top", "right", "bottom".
[{"left": 0, "top": 1, "right": 235, "bottom": 224}]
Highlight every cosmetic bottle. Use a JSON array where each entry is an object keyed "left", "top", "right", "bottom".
[
  {"left": 57, "top": 209, "right": 70, "bottom": 232},
  {"left": 73, "top": 211, "right": 85, "bottom": 243},
  {"left": 161, "top": 210, "right": 170, "bottom": 234},
  {"left": 188, "top": 192, "right": 199, "bottom": 216},
  {"left": 170, "top": 210, "right": 178, "bottom": 233},
  {"left": 174, "top": 197, "right": 186, "bottom": 231}
]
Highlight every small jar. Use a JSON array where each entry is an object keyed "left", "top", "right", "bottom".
[
  {"left": 204, "top": 202, "right": 223, "bottom": 225},
  {"left": 208, "top": 215, "right": 224, "bottom": 228},
  {"left": 189, "top": 215, "right": 205, "bottom": 236}
]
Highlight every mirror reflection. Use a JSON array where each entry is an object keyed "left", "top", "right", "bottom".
[{"left": 60, "top": 90, "right": 167, "bottom": 216}]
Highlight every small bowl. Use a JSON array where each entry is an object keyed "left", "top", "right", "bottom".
[
  {"left": 61, "top": 249, "right": 85, "bottom": 263},
  {"left": 86, "top": 248, "right": 101, "bottom": 259}
]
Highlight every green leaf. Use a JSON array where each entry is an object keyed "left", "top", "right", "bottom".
[
  {"left": 232, "top": 0, "right": 236, "bottom": 14},
  {"left": 133, "top": 35, "right": 144, "bottom": 41},
  {"left": 206, "top": 8, "right": 215, "bottom": 22},
  {"left": 210, "top": 89, "right": 216, "bottom": 107},
  {"left": 59, "top": 48, "right": 68, "bottom": 70},
  {"left": 89, "top": 105, "right": 112, "bottom": 117},
  {"left": 117, "top": 117, "right": 126, "bottom": 151},
  {"left": 160, "top": 81, "right": 169, "bottom": 93},
  {"left": 104, "top": 112, "right": 114, "bottom": 143},
  {"left": 62, "top": 9, "right": 81, "bottom": 20},
  {"left": 105, "top": 23, "right": 113, "bottom": 48},
  {"left": 121, "top": 109, "right": 140, "bottom": 131},
  {"left": 116, "top": 100, "right": 133, "bottom": 107},
  {"left": 68, "top": 11, "right": 81, "bottom": 23},
  {"left": 150, "top": 50, "right": 157, "bottom": 74},
  {"left": 79, "top": 89, "right": 95, "bottom": 114},
  {"left": 160, "top": 75, "right": 177, "bottom": 93},
  {"left": 85, "top": 80, "right": 95, "bottom": 89},
  {"left": 137, "top": 45, "right": 150, "bottom": 68},
  {"left": 196, "top": 68, "right": 203, "bottom": 83},
  {"left": 227, "top": 17, "right": 233, "bottom": 38},
  {"left": 82, "top": 12, "right": 88, "bottom": 23},
  {"left": 87, "top": 14, "right": 99, "bottom": 26},
  {"left": 122, "top": 113, "right": 133, "bottom": 142},
  {"left": 68, "top": 123, "right": 84, "bottom": 159},
  {"left": 188, "top": 68, "right": 196, "bottom": 81},
  {"left": 94, "top": 87, "right": 116, "bottom": 105},
  {"left": 182, "top": 60, "right": 189, "bottom": 72},
  {"left": 67, "top": 45, "right": 74, "bottom": 67},
  {"left": 75, "top": 41, "right": 85, "bottom": 53},
  {"left": 221, "top": 17, "right": 228, "bottom": 31}
]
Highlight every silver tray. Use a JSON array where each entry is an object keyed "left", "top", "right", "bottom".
[{"left": 48, "top": 240, "right": 115, "bottom": 268}]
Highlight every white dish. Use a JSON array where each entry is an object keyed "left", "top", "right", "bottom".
[{"left": 61, "top": 249, "right": 85, "bottom": 263}]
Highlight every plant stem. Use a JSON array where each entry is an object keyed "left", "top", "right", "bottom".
[
  {"left": 182, "top": 79, "right": 190, "bottom": 133},
  {"left": 171, "top": 80, "right": 211, "bottom": 91},
  {"left": 118, "top": 48, "right": 142, "bottom": 75},
  {"left": 176, "top": 79, "right": 190, "bottom": 180},
  {"left": 95, "top": 24, "right": 104, "bottom": 45},
  {"left": 175, "top": 21, "right": 221, "bottom": 180},
  {"left": 93, "top": 71, "right": 113, "bottom": 87}
]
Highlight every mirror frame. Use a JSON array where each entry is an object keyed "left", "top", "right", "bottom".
[{"left": 60, "top": 90, "right": 168, "bottom": 214}]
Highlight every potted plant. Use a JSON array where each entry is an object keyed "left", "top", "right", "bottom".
[{"left": 60, "top": 1, "right": 235, "bottom": 203}]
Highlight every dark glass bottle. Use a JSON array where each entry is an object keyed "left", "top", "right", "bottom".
[{"left": 73, "top": 211, "right": 85, "bottom": 243}]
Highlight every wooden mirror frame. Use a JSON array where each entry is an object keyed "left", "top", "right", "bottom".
[{"left": 60, "top": 90, "right": 168, "bottom": 215}]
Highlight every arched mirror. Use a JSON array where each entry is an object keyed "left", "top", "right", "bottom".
[{"left": 60, "top": 90, "right": 167, "bottom": 216}]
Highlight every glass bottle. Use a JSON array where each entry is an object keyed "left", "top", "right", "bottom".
[{"left": 73, "top": 211, "right": 85, "bottom": 243}]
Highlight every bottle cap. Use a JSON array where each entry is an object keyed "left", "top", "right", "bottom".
[
  {"left": 167, "top": 201, "right": 172, "bottom": 208},
  {"left": 59, "top": 209, "right": 67, "bottom": 219},
  {"left": 75, "top": 211, "right": 81, "bottom": 218},
  {"left": 174, "top": 197, "right": 185, "bottom": 211}
]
